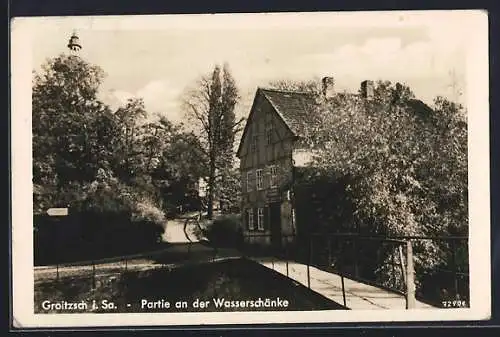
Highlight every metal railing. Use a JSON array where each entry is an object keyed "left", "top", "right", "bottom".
[
  {"left": 309, "top": 233, "right": 469, "bottom": 308},
  {"left": 240, "top": 232, "right": 469, "bottom": 309},
  {"left": 35, "top": 241, "right": 234, "bottom": 289},
  {"left": 240, "top": 233, "right": 352, "bottom": 306}
]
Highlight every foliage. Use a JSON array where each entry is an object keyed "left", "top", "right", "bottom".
[
  {"left": 182, "top": 63, "right": 244, "bottom": 218},
  {"left": 33, "top": 54, "right": 111, "bottom": 186},
  {"left": 294, "top": 80, "right": 468, "bottom": 300},
  {"left": 32, "top": 52, "right": 211, "bottom": 261},
  {"left": 203, "top": 214, "right": 243, "bottom": 248},
  {"left": 216, "top": 167, "right": 241, "bottom": 214},
  {"left": 268, "top": 77, "right": 323, "bottom": 94}
]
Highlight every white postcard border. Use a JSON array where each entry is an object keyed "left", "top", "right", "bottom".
[{"left": 11, "top": 10, "right": 491, "bottom": 328}]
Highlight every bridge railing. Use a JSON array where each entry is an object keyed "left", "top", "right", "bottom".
[
  {"left": 309, "top": 233, "right": 469, "bottom": 308},
  {"left": 240, "top": 232, "right": 468, "bottom": 309},
  {"left": 240, "top": 233, "right": 352, "bottom": 306}
]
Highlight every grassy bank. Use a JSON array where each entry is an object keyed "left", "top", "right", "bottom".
[{"left": 35, "top": 258, "right": 344, "bottom": 313}]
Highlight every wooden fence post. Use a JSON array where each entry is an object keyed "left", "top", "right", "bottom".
[
  {"left": 341, "top": 274, "right": 346, "bottom": 307},
  {"left": 392, "top": 246, "right": 396, "bottom": 289},
  {"left": 405, "top": 240, "right": 416, "bottom": 309},
  {"left": 92, "top": 260, "right": 96, "bottom": 289},
  {"left": 327, "top": 236, "right": 332, "bottom": 269},
  {"left": 307, "top": 237, "right": 311, "bottom": 289},
  {"left": 398, "top": 244, "right": 407, "bottom": 284},
  {"left": 285, "top": 241, "right": 289, "bottom": 277}
]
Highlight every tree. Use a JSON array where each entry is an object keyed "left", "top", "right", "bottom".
[
  {"left": 32, "top": 53, "right": 170, "bottom": 259},
  {"left": 152, "top": 125, "right": 207, "bottom": 215},
  {"left": 32, "top": 53, "right": 111, "bottom": 209},
  {"left": 112, "top": 97, "right": 148, "bottom": 183},
  {"left": 182, "top": 63, "right": 244, "bottom": 218},
  {"left": 294, "top": 79, "right": 467, "bottom": 300},
  {"left": 268, "top": 77, "right": 322, "bottom": 93}
]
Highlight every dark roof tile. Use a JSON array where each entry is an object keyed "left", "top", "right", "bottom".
[{"left": 260, "top": 88, "right": 321, "bottom": 136}]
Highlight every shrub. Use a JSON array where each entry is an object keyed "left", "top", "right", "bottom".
[
  {"left": 203, "top": 214, "right": 243, "bottom": 248},
  {"left": 131, "top": 199, "right": 167, "bottom": 245},
  {"left": 34, "top": 171, "right": 167, "bottom": 264}
]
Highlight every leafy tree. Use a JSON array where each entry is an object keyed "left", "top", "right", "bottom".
[
  {"left": 32, "top": 53, "right": 111, "bottom": 209},
  {"left": 32, "top": 53, "right": 167, "bottom": 255},
  {"left": 268, "top": 77, "right": 323, "bottom": 93},
  {"left": 293, "top": 80, "right": 467, "bottom": 301},
  {"left": 182, "top": 63, "right": 243, "bottom": 218},
  {"left": 112, "top": 98, "right": 148, "bottom": 182},
  {"left": 152, "top": 125, "right": 207, "bottom": 215}
]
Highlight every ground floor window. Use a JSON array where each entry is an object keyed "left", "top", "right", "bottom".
[
  {"left": 247, "top": 208, "right": 254, "bottom": 230},
  {"left": 257, "top": 207, "right": 264, "bottom": 230}
]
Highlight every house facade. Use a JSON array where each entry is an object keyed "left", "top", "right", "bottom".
[
  {"left": 236, "top": 76, "right": 382, "bottom": 249},
  {"left": 236, "top": 84, "right": 323, "bottom": 249}
]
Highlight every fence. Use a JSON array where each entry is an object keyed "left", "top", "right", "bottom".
[
  {"left": 241, "top": 232, "right": 469, "bottom": 309},
  {"left": 311, "top": 233, "right": 469, "bottom": 307},
  {"left": 35, "top": 241, "right": 235, "bottom": 290}
]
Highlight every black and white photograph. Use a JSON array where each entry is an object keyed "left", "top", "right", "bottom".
[{"left": 11, "top": 10, "right": 490, "bottom": 327}]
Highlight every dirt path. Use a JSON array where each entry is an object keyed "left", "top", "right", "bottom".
[{"left": 161, "top": 213, "right": 206, "bottom": 243}]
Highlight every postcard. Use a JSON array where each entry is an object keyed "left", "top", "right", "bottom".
[{"left": 11, "top": 10, "right": 490, "bottom": 328}]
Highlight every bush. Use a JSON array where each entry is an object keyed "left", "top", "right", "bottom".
[
  {"left": 34, "top": 173, "right": 167, "bottom": 264},
  {"left": 203, "top": 214, "right": 243, "bottom": 248},
  {"left": 131, "top": 200, "right": 167, "bottom": 245}
]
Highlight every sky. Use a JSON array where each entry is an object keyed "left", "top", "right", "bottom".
[{"left": 21, "top": 11, "right": 473, "bottom": 124}]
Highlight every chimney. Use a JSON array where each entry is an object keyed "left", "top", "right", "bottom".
[
  {"left": 361, "top": 80, "right": 374, "bottom": 100},
  {"left": 322, "top": 76, "right": 335, "bottom": 99}
]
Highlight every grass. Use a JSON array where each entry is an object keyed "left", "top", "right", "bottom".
[
  {"left": 34, "top": 242, "right": 239, "bottom": 282},
  {"left": 35, "top": 257, "right": 345, "bottom": 313}
]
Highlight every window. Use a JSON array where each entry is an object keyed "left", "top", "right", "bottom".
[
  {"left": 269, "top": 165, "right": 278, "bottom": 188},
  {"left": 251, "top": 135, "right": 258, "bottom": 152},
  {"left": 256, "top": 169, "right": 263, "bottom": 190},
  {"left": 257, "top": 208, "right": 264, "bottom": 231},
  {"left": 246, "top": 171, "right": 253, "bottom": 192},
  {"left": 247, "top": 209, "right": 254, "bottom": 230},
  {"left": 266, "top": 124, "right": 274, "bottom": 145}
]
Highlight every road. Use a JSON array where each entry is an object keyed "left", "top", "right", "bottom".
[{"left": 161, "top": 213, "right": 206, "bottom": 243}]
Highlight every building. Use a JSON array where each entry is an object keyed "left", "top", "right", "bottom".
[
  {"left": 236, "top": 76, "right": 433, "bottom": 250},
  {"left": 236, "top": 80, "right": 327, "bottom": 250}
]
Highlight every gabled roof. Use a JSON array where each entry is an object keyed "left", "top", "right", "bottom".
[
  {"left": 259, "top": 88, "right": 319, "bottom": 136},
  {"left": 236, "top": 86, "right": 435, "bottom": 158},
  {"left": 236, "top": 88, "right": 320, "bottom": 157}
]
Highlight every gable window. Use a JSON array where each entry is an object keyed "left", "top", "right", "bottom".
[
  {"left": 246, "top": 171, "right": 253, "bottom": 192},
  {"left": 269, "top": 165, "right": 278, "bottom": 188},
  {"left": 247, "top": 209, "right": 254, "bottom": 230},
  {"left": 251, "top": 135, "right": 258, "bottom": 152},
  {"left": 257, "top": 208, "right": 264, "bottom": 231},
  {"left": 266, "top": 124, "right": 274, "bottom": 145},
  {"left": 256, "top": 169, "right": 263, "bottom": 190}
]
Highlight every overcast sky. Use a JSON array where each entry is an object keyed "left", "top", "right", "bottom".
[{"left": 21, "top": 11, "right": 473, "bottom": 124}]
